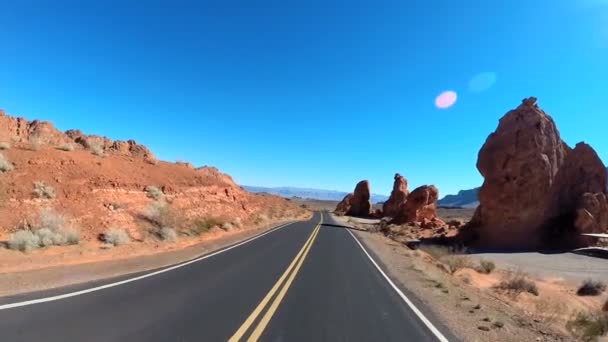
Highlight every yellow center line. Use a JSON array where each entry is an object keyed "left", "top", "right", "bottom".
[
  {"left": 247, "top": 215, "right": 322, "bottom": 341},
  {"left": 229, "top": 214, "right": 323, "bottom": 342}
]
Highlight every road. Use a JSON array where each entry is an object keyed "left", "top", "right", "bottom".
[{"left": 0, "top": 212, "right": 448, "bottom": 341}]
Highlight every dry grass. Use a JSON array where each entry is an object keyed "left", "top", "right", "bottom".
[
  {"left": 7, "top": 209, "right": 79, "bottom": 252},
  {"left": 89, "top": 141, "right": 104, "bottom": 156},
  {"left": 56, "top": 143, "right": 74, "bottom": 151},
  {"left": 0, "top": 153, "right": 14, "bottom": 173},
  {"left": 476, "top": 259, "right": 496, "bottom": 274},
  {"left": 28, "top": 135, "right": 44, "bottom": 151},
  {"left": 495, "top": 271, "right": 539, "bottom": 296},
  {"left": 104, "top": 228, "right": 131, "bottom": 246},
  {"left": 443, "top": 255, "right": 473, "bottom": 274},
  {"left": 566, "top": 311, "right": 608, "bottom": 341},
  {"left": 33, "top": 181, "right": 56, "bottom": 199},
  {"left": 0, "top": 142, "right": 10, "bottom": 150},
  {"left": 145, "top": 185, "right": 164, "bottom": 200},
  {"left": 187, "top": 217, "right": 224, "bottom": 235},
  {"left": 577, "top": 279, "right": 606, "bottom": 296}
]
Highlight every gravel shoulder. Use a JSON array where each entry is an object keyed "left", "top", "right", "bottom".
[{"left": 333, "top": 214, "right": 573, "bottom": 342}]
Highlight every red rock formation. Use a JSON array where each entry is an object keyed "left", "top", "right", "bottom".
[
  {"left": 383, "top": 173, "right": 408, "bottom": 217},
  {"left": 542, "top": 143, "right": 608, "bottom": 246},
  {"left": 468, "top": 98, "right": 608, "bottom": 248},
  {"left": 333, "top": 180, "right": 372, "bottom": 217},
  {"left": 392, "top": 185, "right": 439, "bottom": 224},
  {"left": 335, "top": 193, "right": 354, "bottom": 215},
  {"left": 0, "top": 110, "right": 155, "bottom": 161}
]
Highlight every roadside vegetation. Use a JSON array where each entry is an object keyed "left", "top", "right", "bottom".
[
  {"left": 495, "top": 271, "right": 539, "bottom": 296},
  {"left": 145, "top": 185, "right": 164, "bottom": 200},
  {"left": 141, "top": 201, "right": 179, "bottom": 242},
  {"left": 476, "top": 259, "right": 496, "bottom": 274},
  {"left": 89, "top": 141, "right": 104, "bottom": 156},
  {"left": 0, "top": 142, "right": 10, "bottom": 150},
  {"left": 566, "top": 311, "right": 608, "bottom": 341},
  {"left": 56, "top": 143, "right": 74, "bottom": 151},
  {"left": 577, "top": 279, "right": 606, "bottom": 296},
  {"left": 7, "top": 209, "right": 80, "bottom": 252},
  {"left": 0, "top": 153, "right": 14, "bottom": 172},
  {"left": 103, "top": 228, "right": 131, "bottom": 246},
  {"left": 33, "top": 181, "right": 56, "bottom": 199}
]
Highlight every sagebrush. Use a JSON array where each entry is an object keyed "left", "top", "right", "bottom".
[
  {"left": 0, "top": 153, "right": 14, "bottom": 172},
  {"left": 566, "top": 311, "right": 608, "bottom": 341},
  {"left": 7, "top": 209, "right": 79, "bottom": 251},
  {"left": 56, "top": 143, "right": 74, "bottom": 151},
  {"left": 145, "top": 186, "right": 164, "bottom": 200},
  {"left": 477, "top": 259, "right": 496, "bottom": 274},
  {"left": 0, "top": 142, "right": 10, "bottom": 150},
  {"left": 495, "top": 271, "right": 539, "bottom": 296},
  {"left": 104, "top": 228, "right": 131, "bottom": 246},
  {"left": 33, "top": 181, "right": 56, "bottom": 199},
  {"left": 577, "top": 279, "right": 606, "bottom": 296}
]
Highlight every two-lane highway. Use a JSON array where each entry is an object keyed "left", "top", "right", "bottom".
[{"left": 0, "top": 211, "right": 449, "bottom": 341}]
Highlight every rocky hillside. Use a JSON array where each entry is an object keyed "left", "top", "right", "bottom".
[{"left": 0, "top": 109, "right": 304, "bottom": 241}]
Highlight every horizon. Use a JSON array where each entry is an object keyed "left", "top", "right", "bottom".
[{"left": 1, "top": 0, "right": 607, "bottom": 196}]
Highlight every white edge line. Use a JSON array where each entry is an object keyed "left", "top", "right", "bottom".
[
  {"left": 0, "top": 221, "right": 296, "bottom": 310},
  {"left": 345, "top": 226, "right": 450, "bottom": 342}
]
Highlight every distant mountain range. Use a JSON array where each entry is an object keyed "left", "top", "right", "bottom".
[
  {"left": 242, "top": 185, "right": 389, "bottom": 203},
  {"left": 437, "top": 187, "right": 480, "bottom": 208}
]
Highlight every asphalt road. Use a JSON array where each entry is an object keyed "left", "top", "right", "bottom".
[{"left": 0, "top": 211, "right": 447, "bottom": 342}]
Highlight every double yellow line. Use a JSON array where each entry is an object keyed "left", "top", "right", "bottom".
[{"left": 229, "top": 215, "right": 323, "bottom": 342}]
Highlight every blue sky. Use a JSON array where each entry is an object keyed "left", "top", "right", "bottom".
[{"left": 1, "top": 0, "right": 607, "bottom": 196}]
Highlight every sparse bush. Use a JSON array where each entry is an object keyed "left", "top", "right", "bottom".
[
  {"left": 254, "top": 214, "right": 269, "bottom": 225},
  {"left": 8, "top": 230, "right": 41, "bottom": 252},
  {"left": 145, "top": 185, "right": 163, "bottom": 200},
  {"left": 33, "top": 181, "right": 56, "bottom": 199},
  {"left": 0, "top": 142, "right": 10, "bottom": 150},
  {"left": 142, "top": 201, "right": 176, "bottom": 228},
  {"left": 104, "top": 228, "right": 131, "bottom": 246},
  {"left": 577, "top": 279, "right": 607, "bottom": 296},
  {"left": 158, "top": 227, "right": 177, "bottom": 241},
  {"left": 233, "top": 218, "right": 243, "bottom": 228},
  {"left": 443, "top": 255, "right": 473, "bottom": 274},
  {"left": 56, "top": 143, "right": 74, "bottom": 151},
  {"left": 89, "top": 141, "right": 104, "bottom": 156},
  {"left": 477, "top": 259, "right": 496, "bottom": 274},
  {"left": 566, "top": 311, "right": 608, "bottom": 341},
  {"left": 221, "top": 222, "right": 234, "bottom": 231},
  {"left": 188, "top": 217, "right": 224, "bottom": 235},
  {"left": 495, "top": 271, "right": 539, "bottom": 296},
  {"left": 0, "top": 153, "right": 14, "bottom": 172},
  {"left": 7, "top": 209, "right": 79, "bottom": 251}
]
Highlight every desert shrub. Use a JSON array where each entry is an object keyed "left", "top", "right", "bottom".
[
  {"left": 0, "top": 153, "right": 14, "bottom": 172},
  {"left": 33, "top": 181, "right": 56, "bottom": 199},
  {"left": 476, "top": 259, "right": 496, "bottom": 274},
  {"left": 0, "top": 142, "right": 10, "bottom": 150},
  {"left": 8, "top": 230, "right": 41, "bottom": 252},
  {"left": 142, "top": 201, "right": 176, "bottom": 228},
  {"left": 443, "top": 255, "right": 473, "bottom": 274},
  {"left": 566, "top": 311, "right": 608, "bottom": 341},
  {"left": 89, "top": 141, "right": 104, "bottom": 156},
  {"left": 158, "top": 227, "right": 177, "bottom": 241},
  {"left": 7, "top": 209, "right": 79, "bottom": 251},
  {"left": 233, "top": 217, "right": 243, "bottom": 228},
  {"left": 188, "top": 217, "right": 224, "bottom": 235},
  {"left": 145, "top": 185, "right": 163, "bottom": 200},
  {"left": 495, "top": 271, "right": 539, "bottom": 296},
  {"left": 577, "top": 279, "right": 607, "bottom": 296},
  {"left": 221, "top": 222, "right": 234, "bottom": 231},
  {"left": 56, "top": 143, "right": 74, "bottom": 151},
  {"left": 104, "top": 228, "right": 131, "bottom": 246},
  {"left": 254, "top": 214, "right": 269, "bottom": 225}
]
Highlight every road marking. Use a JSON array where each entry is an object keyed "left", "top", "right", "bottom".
[
  {"left": 0, "top": 220, "right": 298, "bottom": 310},
  {"left": 247, "top": 220, "right": 321, "bottom": 341},
  {"left": 230, "top": 216, "right": 322, "bottom": 342},
  {"left": 344, "top": 224, "right": 450, "bottom": 342}
]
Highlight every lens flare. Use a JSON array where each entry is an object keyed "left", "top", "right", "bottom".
[
  {"left": 468, "top": 72, "right": 497, "bottom": 93},
  {"left": 435, "top": 91, "right": 457, "bottom": 109}
]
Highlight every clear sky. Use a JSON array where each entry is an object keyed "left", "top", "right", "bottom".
[{"left": 1, "top": 0, "right": 607, "bottom": 196}]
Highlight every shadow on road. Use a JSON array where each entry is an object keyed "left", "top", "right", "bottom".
[{"left": 321, "top": 223, "right": 367, "bottom": 232}]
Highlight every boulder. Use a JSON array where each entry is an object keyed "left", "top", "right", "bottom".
[
  {"left": 392, "top": 185, "right": 439, "bottom": 224},
  {"left": 335, "top": 193, "right": 354, "bottom": 215},
  {"left": 467, "top": 98, "right": 608, "bottom": 248},
  {"left": 347, "top": 180, "right": 372, "bottom": 217},
  {"left": 383, "top": 173, "right": 408, "bottom": 217}
]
